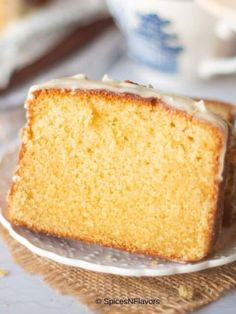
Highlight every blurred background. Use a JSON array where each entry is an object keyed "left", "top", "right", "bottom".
[{"left": 0, "top": 0, "right": 235, "bottom": 155}]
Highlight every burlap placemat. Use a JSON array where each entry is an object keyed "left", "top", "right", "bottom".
[{"left": 1, "top": 225, "right": 236, "bottom": 314}]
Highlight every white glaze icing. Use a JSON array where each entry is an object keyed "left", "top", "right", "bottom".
[{"left": 28, "top": 74, "right": 229, "bottom": 181}]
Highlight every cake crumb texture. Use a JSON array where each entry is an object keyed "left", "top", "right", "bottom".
[{"left": 8, "top": 89, "right": 226, "bottom": 262}]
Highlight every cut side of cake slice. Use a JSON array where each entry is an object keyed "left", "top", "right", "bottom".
[{"left": 7, "top": 75, "right": 230, "bottom": 262}]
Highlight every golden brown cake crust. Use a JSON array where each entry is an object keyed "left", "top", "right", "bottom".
[
  {"left": 195, "top": 97, "right": 236, "bottom": 226},
  {"left": 7, "top": 88, "right": 229, "bottom": 262},
  {"left": 199, "top": 98, "right": 236, "bottom": 124}
]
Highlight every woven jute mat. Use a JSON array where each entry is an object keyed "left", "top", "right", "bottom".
[{"left": 1, "top": 226, "right": 236, "bottom": 314}]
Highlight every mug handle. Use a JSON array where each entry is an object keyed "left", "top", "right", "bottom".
[{"left": 198, "top": 20, "right": 236, "bottom": 78}]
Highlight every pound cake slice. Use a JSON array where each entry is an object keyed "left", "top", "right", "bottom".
[{"left": 7, "top": 75, "right": 231, "bottom": 262}]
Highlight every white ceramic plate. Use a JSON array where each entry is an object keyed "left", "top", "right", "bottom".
[{"left": 0, "top": 147, "right": 236, "bottom": 277}]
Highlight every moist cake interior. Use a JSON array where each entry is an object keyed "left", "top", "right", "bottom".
[{"left": 8, "top": 88, "right": 226, "bottom": 261}]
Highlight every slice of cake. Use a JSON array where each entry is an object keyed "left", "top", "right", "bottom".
[{"left": 7, "top": 75, "right": 232, "bottom": 262}]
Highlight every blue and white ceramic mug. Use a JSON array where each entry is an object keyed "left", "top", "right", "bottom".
[{"left": 106, "top": 0, "right": 236, "bottom": 80}]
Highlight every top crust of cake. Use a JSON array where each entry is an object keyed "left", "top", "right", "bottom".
[{"left": 28, "top": 74, "right": 229, "bottom": 182}]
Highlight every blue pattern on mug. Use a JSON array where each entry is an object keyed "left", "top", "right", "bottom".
[{"left": 128, "top": 13, "right": 184, "bottom": 73}]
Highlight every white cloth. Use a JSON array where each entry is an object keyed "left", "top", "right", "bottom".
[
  {"left": 0, "top": 29, "right": 124, "bottom": 108},
  {"left": 0, "top": 0, "right": 108, "bottom": 88}
]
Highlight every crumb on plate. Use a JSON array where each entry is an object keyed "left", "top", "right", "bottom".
[
  {"left": 0, "top": 268, "right": 8, "bottom": 277},
  {"left": 177, "top": 285, "right": 194, "bottom": 300}
]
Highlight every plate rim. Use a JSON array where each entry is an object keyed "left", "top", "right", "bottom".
[
  {"left": 0, "top": 148, "right": 236, "bottom": 277},
  {"left": 1, "top": 208, "right": 236, "bottom": 277}
]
